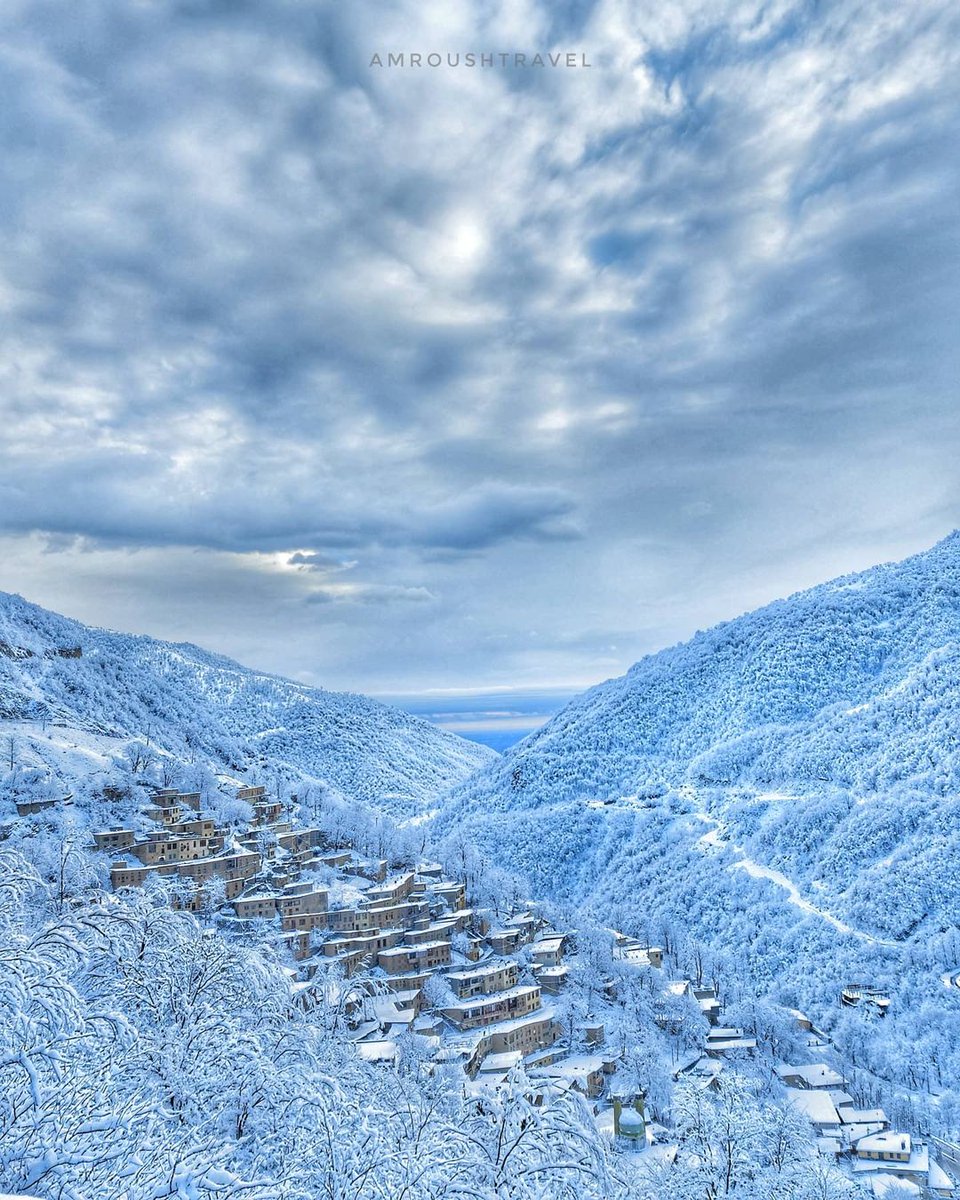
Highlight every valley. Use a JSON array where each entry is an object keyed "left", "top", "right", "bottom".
[{"left": 5, "top": 535, "right": 960, "bottom": 1197}]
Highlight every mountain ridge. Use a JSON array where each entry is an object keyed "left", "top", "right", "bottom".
[
  {"left": 452, "top": 531, "right": 960, "bottom": 812},
  {"left": 432, "top": 532, "right": 960, "bottom": 1032},
  {"left": 0, "top": 589, "right": 495, "bottom": 813}
]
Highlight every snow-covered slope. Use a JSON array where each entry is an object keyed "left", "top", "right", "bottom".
[
  {"left": 0, "top": 591, "right": 495, "bottom": 813},
  {"left": 435, "top": 532, "right": 960, "bottom": 1017},
  {"left": 449, "top": 532, "right": 960, "bottom": 813}
]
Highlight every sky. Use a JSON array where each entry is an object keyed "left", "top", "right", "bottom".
[{"left": 1, "top": 0, "right": 959, "bottom": 719}]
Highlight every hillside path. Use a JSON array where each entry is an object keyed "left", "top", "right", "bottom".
[{"left": 684, "top": 788, "right": 900, "bottom": 949}]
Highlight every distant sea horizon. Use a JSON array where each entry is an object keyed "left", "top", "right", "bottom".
[{"left": 380, "top": 686, "right": 582, "bottom": 751}]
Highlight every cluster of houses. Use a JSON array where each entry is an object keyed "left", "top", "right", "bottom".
[
  {"left": 773, "top": 1060, "right": 954, "bottom": 1196},
  {"left": 98, "top": 784, "right": 330, "bottom": 907},
  {"left": 669, "top": 973, "right": 758, "bottom": 1094},
  {"left": 667, "top": 970, "right": 955, "bottom": 1198},
  {"left": 655, "top": 968, "right": 957, "bottom": 1196},
  {"left": 89, "top": 782, "right": 958, "bottom": 1194},
  {"left": 92, "top": 783, "right": 657, "bottom": 1123},
  {"left": 271, "top": 868, "right": 610, "bottom": 1100}
]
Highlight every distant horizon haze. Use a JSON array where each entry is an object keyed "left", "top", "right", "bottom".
[{"left": 381, "top": 686, "right": 581, "bottom": 749}]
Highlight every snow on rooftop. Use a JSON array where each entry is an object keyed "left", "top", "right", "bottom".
[
  {"left": 356, "top": 1040, "right": 398, "bottom": 1063},
  {"left": 786, "top": 1088, "right": 841, "bottom": 1127},
  {"left": 478, "top": 1050, "right": 523, "bottom": 1073},
  {"left": 856, "top": 1131, "right": 911, "bottom": 1155},
  {"left": 853, "top": 1144, "right": 929, "bottom": 1178},
  {"left": 445, "top": 1005, "right": 558, "bottom": 1051},
  {"left": 379, "top": 939, "right": 450, "bottom": 956},
  {"left": 870, "top": 1177, "right": 920, "bottom": 1198},
  {"left": 444, "top": 984, "right": 539, "bottom": 1009},
  {"left": 838, "top": 1105, "right": 888, "bottom": 1125},
  {"left": 776, "top": 1062, "right": 845, "bottom": 1088},
  {"left": 532, "top": 1053, "right": 604, "bottom": 1076},
  {"left": 447, "top": 959, "right": 515, "bottom": 981}
]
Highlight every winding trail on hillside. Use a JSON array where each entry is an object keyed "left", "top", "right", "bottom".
[{"left": 685, "top": 789, "right": 900, "bottom": 949}]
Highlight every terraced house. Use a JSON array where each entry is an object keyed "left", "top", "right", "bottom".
[{"left": 442, "top": 984, "right": 542, "bottom": 1031}]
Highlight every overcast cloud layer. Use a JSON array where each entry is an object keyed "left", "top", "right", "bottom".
[{"left": 1, "top": 0, "right": 959, "bottom": 693}]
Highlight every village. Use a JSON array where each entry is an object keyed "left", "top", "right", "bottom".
[{"left": 88, "top": 781, "right": 957, "bottom": 1199}]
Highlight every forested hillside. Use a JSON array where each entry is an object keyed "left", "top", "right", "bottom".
[
  {"left": 449, "top": 531, "right": 960, "bottom": 814},
  {"left": 2, "top": 556, "right": 958, "bottom": 1197},
  {"left": 0, "top": 591, "right": 494, "bottom": 816},
  {"left": 435, "top": 533, "right": 960, "bottom": 1094}
]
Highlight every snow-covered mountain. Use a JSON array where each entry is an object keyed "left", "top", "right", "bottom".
[
  {"left": 435, "top": 532, "right": 960, "bottom": 1024},
  {"left": 0, "top": 591, "right": 495, "bottom": 813}
]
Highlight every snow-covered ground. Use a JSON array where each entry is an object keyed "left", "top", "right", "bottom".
[
  {"left": 733, "top": 856, "right": 896, "bottom": 945},
  {"left": 0, "top": 590, "right": 495, "bottom": 816},
  {"left": 688, "top": 792, "right": 899, "bottom": 947}
]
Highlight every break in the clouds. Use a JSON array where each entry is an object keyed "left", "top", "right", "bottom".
[{"left": 1, "top": 0, "right": 959, "bottom": 693}]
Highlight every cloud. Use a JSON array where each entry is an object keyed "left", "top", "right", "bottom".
[
  {"left": 406, "top": 482, "right": 582, "bottom": 551},
  {"left": 0, "top": 0, "right": 958, "bottom": 690},
  {"left": 0, "top": 456, "right": 581, "bottom": 558},
  {"left": 305, "top": 583, "right": 437, "bottom": 607},
  {"left": 288, "top": 552, "right": 356, "bottom": 573}
]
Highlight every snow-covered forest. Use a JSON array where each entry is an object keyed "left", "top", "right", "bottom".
[
  {"left": 0, "top": 590, "right": 493, "bottom": 819},
  {"left": 438, "top": 534, "right": 960, "bottom": 1126},
  {"left": 4, "top": 537, "right": 960, "bottom": 1197},
  {"left": 0, "top": 808, "right": 865, "bottom": 1200}
]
